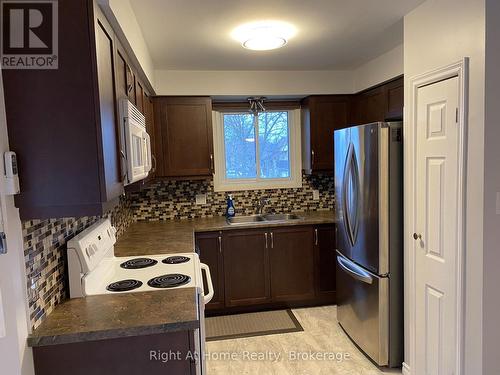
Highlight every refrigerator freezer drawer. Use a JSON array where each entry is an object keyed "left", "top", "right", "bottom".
[{"left": 336, "top": 253, "right": 389, "bottom": 366}]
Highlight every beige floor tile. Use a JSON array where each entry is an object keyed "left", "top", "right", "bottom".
[{"left": 205, "top": 305, "right": 402, "bottom": 375}]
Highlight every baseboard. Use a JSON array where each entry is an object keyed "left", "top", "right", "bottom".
[{"left": 402, "top": 362, "right": 411, "bottom": 375}]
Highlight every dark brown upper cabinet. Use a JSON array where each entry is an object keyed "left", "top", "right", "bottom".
[
  {"left": 385, "top": 77, "right": 404, "bottom": 120},
  {"left": 301, "top": 95, "right": 351, "bottom": 173},
  {"left": 126, "top": 66, "right": 136, "bottom": 104},
  {"left": 2, "top": 1, "right": 125, "bottom": 219},
  {"left": 300, "top": 76, "right": 403, "bottom": 176},
  {"left": 144, "top": 94, "right": 156, "bottom": 179},
  {"left": 114, "top": 49, "right": 128, "bottom": 101},
  {"left": 115, "top": 39, "right": 136, "bottom": 106},
  {"left": 352, "top": 86, "right": 386, "bottom": 125},
  {"left": 153, "top": 96, "right": 214, "bottom": 177},
  {"left": 135, "top": 79, "right": 145, "bottom": 114},
  {"left": 2, "top": 1, "right": 154, "bottom": 219},
  {"left": 351, "top": 76, "right": 404, "bottom": 125}
]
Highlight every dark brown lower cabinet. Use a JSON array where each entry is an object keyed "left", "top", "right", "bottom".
[
  {"left": 222, "top": 229, "right": 271, "bottom": 307},
  {"left": 196, "top": 231, "right": 225, "bottom": 311},
  {"left": 269, "top": 226, "right": 315, "bottom": 302},
  {"left": 32, "top": 331, "right": 197, "bottom": 375},
  {"left": 196, "top": 224, "right": 336, "bottom": 314},
  {"left": 314, "top": 225, "right": 337, "bottom": 303}
]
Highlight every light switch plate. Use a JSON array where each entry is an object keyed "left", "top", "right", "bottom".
[
  {"left": 313, "top": 190, "right": 320, "bottom": 201},
  {"left": 195, "top": 194, "right": 207, "bottom": 205}
]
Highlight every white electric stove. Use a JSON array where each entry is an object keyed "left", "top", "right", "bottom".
[
  {"left": 66, "top": 218, "right": 213, "bottom": 375},
  {"left": 66, "top": 218, "right": 213, "bottom": 302}
]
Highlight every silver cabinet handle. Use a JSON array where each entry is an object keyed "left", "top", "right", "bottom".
[
  {"left": 218, "top": 235, "right": 222, "bottom": 253},
  {"left": 311, "top": 150, "right": 315, "bottom": 167},
  {"left": 270, "top": 232, "right": 274, "bottom": 249},
  {"left": 314, "top": 229, "right": 318, "bottom": 246},
  {"left": 210, "top": 154, "right": 214, "bottom": 173},
  {"left": 264, "top": 233, "right": 268, "bottom": 249},
  {"left": 151, "top": 154, "right": 157, "bottom": 173}
]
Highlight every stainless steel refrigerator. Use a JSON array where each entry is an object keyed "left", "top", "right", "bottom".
[{"left": 334, "top": 122, "right": 403, "bottom": 367}]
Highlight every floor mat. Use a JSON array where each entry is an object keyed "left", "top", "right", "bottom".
[{"left": 206, "top": 309, "right": 303, "bottom": 341}]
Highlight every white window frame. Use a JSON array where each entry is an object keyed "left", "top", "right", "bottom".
[{"left": 212, "top": 109, "right": 302, "bottom": 192}]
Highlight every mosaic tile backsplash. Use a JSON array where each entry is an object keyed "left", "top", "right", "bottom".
[
  {"left": 23, "top": 197, "right": 133, "bottom": 330},
  {"left": 129, "top": 173, "right": 335, "bottom": 221}
]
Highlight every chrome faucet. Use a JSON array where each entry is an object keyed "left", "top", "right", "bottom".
[{"left": 255, "top": 197, "right": 271, "bottom": 215}]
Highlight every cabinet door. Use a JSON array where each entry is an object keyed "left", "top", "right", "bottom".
[
  {"left": 135, "top": 79, "right": 145, "bottom": 114},
  {"left": 126, "top": 66, "right": 136, "bottom": 104},
  {"left": 314, "top": 225, "right": 336, "bottom": 302},
  {"left": 114, "top": 48, "right": 128, "bottom": 100},
  {"left": 385, "top": 77, "right": 404, "bottom": 120},
  {"left": 94, "top": 15, "right": 123, "bottom": 201},
  {"left": 223, "top": 229, "right": 271, "bottom": 307},
  {"left": 196, "top": 232, "right": 225, "bottom": 311},
  {"left": 156, "top": 97, "right": 214, "bottom": 177},
  {"left": 310, "top": 96, "right": 350, "bottom": 171},
  {"left": 144, "top": 94, "right": 156, "bottom": 178},
  {"left": 356, "top": 86, "right": 386, "bottom": 125},
  {"left": 269, "top": 226, "right": 315, "bottom": 302}
]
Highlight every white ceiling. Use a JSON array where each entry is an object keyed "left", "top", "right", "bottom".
[{"left": 129, "top": 0, "right": 425, "bottom": 71}]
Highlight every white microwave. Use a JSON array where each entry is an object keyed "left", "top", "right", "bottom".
[{"left": 119, "top": 99, "right": 152, "bottom": 185}]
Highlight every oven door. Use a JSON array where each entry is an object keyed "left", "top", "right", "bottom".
[
  {"left": 336, "top": 251, "right": 389, "bottom": 366},
  {"left": 124, "top": 118, "right": 152, "bottom": 185}
]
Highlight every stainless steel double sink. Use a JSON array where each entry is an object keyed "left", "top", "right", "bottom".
[{"left": 227, "top": 213, "right": 304, "bottom": 225}]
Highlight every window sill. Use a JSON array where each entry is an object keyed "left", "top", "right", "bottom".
[{"left": 213, "top": 177, "right": 302, "bottom": 192}]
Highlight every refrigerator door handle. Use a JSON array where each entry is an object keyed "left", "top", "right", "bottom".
[
  {"left": 342, "top": 143, "right": 361, "bottom": 246},
  {"left": 337, "top": 255, "right": 373, "bottom": 284}
]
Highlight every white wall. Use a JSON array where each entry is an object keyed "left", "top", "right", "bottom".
[
  {"left": 353, "top": 44, "right": 403, "bottom": 92},
  {"left": 154, "top": 45, "right": 405, "bottom": 96},
  {"left": 154, "top": 70, "right": 355, "bottom": 96},
  {"left": 483, "top": 0, "right": 500, "bottom": 373},
  {"left": 98, "top": 0, "right": 155, "bottom": 90},
  {"left": 0, "top": 72, "right": 34, "bottom": 375},
  {"left": 404, "top": 0, "right": 485, "bottom": 373}
]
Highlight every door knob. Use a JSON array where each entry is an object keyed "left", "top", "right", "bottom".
[{"left": 413, "top": 233, "right": 422, "bottom": 240}]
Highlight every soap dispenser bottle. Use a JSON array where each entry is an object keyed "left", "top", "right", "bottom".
[{"left": 226, "top": 194, "right": 235, "bottom": 218}]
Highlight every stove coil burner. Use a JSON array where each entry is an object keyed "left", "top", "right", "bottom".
[
  {"left": 162, "top": 256, "right": 190, "bottom": 264},
  {"left": 147, "top": 274, "right": 191, "bottom": 289},
  {"left": 120, "top": 258, "right": 158, "bottom": 269},
  {"left": 106, "top": 279, "right": 143, "bottom": 292}
]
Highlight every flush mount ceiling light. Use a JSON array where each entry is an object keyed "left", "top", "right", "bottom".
[{"left": 231, "top": 21, "right": 297, "bottom": 51}]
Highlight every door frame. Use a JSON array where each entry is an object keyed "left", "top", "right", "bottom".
[{"left": 404, "top": 58, "right": 469, "bottom": 375}]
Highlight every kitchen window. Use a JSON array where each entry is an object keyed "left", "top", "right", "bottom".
[{"left": 212, "top": 109, "right": 302, "bottom": 191}]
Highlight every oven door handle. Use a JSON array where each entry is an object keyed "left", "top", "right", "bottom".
[{"left": 200, "top": 263, "right": 214, "bottom": 304}]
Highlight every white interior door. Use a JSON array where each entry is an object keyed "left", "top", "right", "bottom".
[{"left": 414, "top": 76, "right": 460, "bottom": 375}]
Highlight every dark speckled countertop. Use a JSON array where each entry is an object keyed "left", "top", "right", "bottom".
[
  {"left": 28, "top": 210, "right": 335, "bottom": 347},
  {"left": 114, "top": 210, "right": 336, "bottom": 256},
  {"left": 28, "top": 288, "right": 200, "bottom": 347}
]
